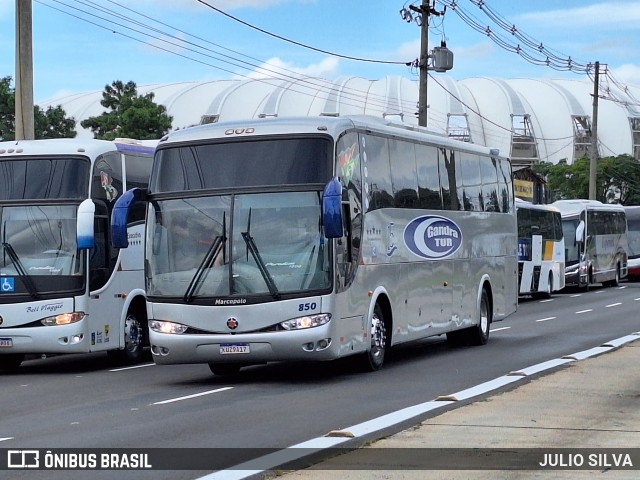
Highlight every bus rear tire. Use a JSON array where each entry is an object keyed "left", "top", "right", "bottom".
[
  {"left": 108, "top": 311, "right": 148, "bottom": 365},
  {"left": 448, "top": 289, "right": 491, "bottom": 346},
  {"left": 0, "top": 353, "right": 24, "bottom": 371},
  {"left": 604, "top": 264, "right": 620, "bottom": 287}
]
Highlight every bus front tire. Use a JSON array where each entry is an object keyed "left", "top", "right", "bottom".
[
  {"left": 359, "top": 303, "right": 387, "bottom": 372},
  {"left": 0, "top": 353, "right": 25, "bottom": 371},
  {"left": 108, "top": 312, "right": 149, "bottom": 364}
]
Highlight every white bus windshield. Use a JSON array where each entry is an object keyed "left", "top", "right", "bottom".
[{"left": 146, "top": 191, "right": 330, "bottom": 300}]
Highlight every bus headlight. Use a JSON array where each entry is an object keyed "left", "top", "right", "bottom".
[
  {"left": 280, "top": 313, "right": 331, "bottom": 331},
  {"left": 149, "top": 320, "right": 188, "bottom": 334},
  {"left": 41, "top": 312, "right": 86, "bottom": 326}
]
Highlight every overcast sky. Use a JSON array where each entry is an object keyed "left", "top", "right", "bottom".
[{"left": 1, "top": 0, "right": 639, "bottom": 103}]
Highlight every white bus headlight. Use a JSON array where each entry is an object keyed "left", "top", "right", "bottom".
[
  {"left": 149, "top": 320, "right": 188, "bottom": 334},
  {"left": 280, "top": 313, "right": 331, "bottom": 331},
  {"left": 41, "top": 312, "right": 86, "bottom": 326}
]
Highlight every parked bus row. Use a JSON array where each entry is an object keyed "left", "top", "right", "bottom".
[
  {"left": 1, "top": 115, "right": 638, "bottom": 374},
  {"left": 0, "top": 138, "right": 155, "bottom": 370},
  {"left": 516, "top": 198, "right": 631, "bottom": 299}
]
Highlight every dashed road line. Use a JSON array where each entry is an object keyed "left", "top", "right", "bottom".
[
  {"left": 605, "top": 302, "right": 622, "bottom": 308},
  {"left": 490, "top": 326, "right": 510, "bottom": 333},
  {"left": 110, "top": 363, "right": 155, "bottom": 372},
  {"left": 536, "top": 317, "right": 556, "bottom": 323},
  {"left": 153, "top": 387, "right": 234, "bottom": 405},
  {"left": 576, "top": 309, "right": 593, "bottom": 314}
]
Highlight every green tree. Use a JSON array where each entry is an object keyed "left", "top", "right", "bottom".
[
  {"left": 533, "top": 155, "right": 640, "bottom": 205},
  {"left": 0, "top": 76, "right": 77, "bottom": 140},
  {"left": 81, "top": 80, "right": 172, "bottom": 140}
]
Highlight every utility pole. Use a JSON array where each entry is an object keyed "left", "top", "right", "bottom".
[
  {"left": 414, "top": 0, "right": 430, "bottom": 128},
  {"left": 15, "top": 0, "right": 35, "bottom": 140},
  {"left": 588, "top": 61, "right": 600, "bottom": 200}
]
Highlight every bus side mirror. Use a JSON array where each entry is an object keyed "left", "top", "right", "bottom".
[
  {"left": 111, "top": 188, "right": 145, "bottom": 248},
  {"left": 77, "top": 199, "right": 95, "bottom": 250},
  {"left": 322, "top": 177, "right": 343, "bottom": 239}
]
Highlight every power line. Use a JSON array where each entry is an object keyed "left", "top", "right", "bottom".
[{"left": 195, "top": 0, "right": 412, "bottom": 66}]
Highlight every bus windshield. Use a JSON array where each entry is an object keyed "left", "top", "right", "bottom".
[
  {"left": 0, "top": 158, "right": 90, "bottom": 200},
  {"left": 146, "top": 191, "right": 330, "bottom": 299},
  {"left": 0, "top": 205, "right": 84, "bottom": 289}
]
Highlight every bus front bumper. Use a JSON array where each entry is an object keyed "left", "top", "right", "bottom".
[
  {"left": 149, "top": 322, "right": 341, "bottom": 365},
  {"left": 0, "top": 321, "right": 90, "bottom": 355}
]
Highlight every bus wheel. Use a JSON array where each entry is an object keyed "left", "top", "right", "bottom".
[
  {"left": 534, "top": 274, "right": 553, "bottom": 299},
  {"left": 0, "top": 353, "right": 25, "bottom": 371},
  {"left": 360, "top": 303, "right": 387, "bottom": 372},
  {"left": 109, "top": 312, "right": 147, "bottom": 364},
  {"left": 209, "top": 363, "right": 242, "bottom": 376},
  {"left": 605, "top": 264, "right": 620, "bottom": 287},
  {"left": 469, "top": 289, "right": 491, "bottom": 346}
]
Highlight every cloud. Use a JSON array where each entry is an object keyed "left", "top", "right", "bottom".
[
  {"left": 517, "top": 2, "right": 640, "bottom": 29},
  {"left": 610, "top": 64, "right": 640, "bottom": 87},
  {"left": 241, "top": 56, "right": 339, "bottom": 80},
  {"left": 451, "top": 41, "right": 494, "bottom": 59},
  {"left": 126, "top": 0, "right": 313, "bottom": 12}
]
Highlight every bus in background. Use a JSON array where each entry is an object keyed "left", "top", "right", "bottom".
[
  {"left": 552, "top": 199, "right": 627, "bottom": 289},
  {"left": 515, "top": 198, "right": 565, "bottom": 298},
  {"left": 624, "top": 206, "right": 640, "bottom": 281},
  {"left": 112, "top": 115, "right": 518, "bottom": 376},
  {"left": 0, "top": 138, "right": 155, "bottom": 370}
]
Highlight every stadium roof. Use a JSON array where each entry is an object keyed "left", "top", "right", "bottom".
[{"left": 40, "top": 75, "right": 640, "bottom": 167}]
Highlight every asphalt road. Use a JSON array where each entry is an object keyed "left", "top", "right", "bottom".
[{"left": 1, "top": 282, "right": 639, "bottom": 480}]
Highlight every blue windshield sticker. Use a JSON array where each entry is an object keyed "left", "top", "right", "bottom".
[
  {"left": 1, "top": 277, "right": 15, "bottom": 293},
  {"left": 403, "top": 216, "right": 462, "bottom": 259}
]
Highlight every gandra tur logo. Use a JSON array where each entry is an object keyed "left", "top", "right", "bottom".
[{"left": 403, "top": 215, "right": 463, "bottom": 259}]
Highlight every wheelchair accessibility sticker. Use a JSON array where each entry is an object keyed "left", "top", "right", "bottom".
[{"left": 1, "top": 277, "right": 15, "bottom": 293}]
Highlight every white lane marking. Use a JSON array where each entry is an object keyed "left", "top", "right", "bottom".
[
  {"left": 595, "top": 290, "right": 605, "bottom": 294},
  {"left": 605, "top": 302, "right": 622, "bottom": 308},
  {"left": 0, "top": 437, "right": 14, "bottom": 442},
  {"left": 110, "top": 363, "right": 155, "bottom": 372},
  {"left": 576, "top": 309, "right": 593, "bottom": 314},
  {"left": 153, "top": 387, "right": 233, "bottom": 405},
  {"left": 539, "top": 299, "right": 554, "bottom": 303},
  {"left": 536, "top": 317, "right": 556, "bottom": 323},
  {"left": 490, "top": 326, "right": 510, "bottom": 333},
  {"left": 635, "top": 298, "right": 640, "bottom": 301},
  {"left": 197, "top": 332, "right": 640, "bottom": 480},
  {"left": 618, "top": 286, "right": 627, "bottom": 289},
  {"left": 570, "top": 294, "right": 582, "bottom": 297}
]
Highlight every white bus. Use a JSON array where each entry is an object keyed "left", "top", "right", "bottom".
[
  {"left": 624, "top": 206, "right": 640, "bottom": 281},
  {"left": 516, "top": 199, "right": 565, "bottom": 298},
  {"left": 552, "top": 199, "right": 628, "bottom": 289},
  {"left": 112, "top": 116, "right": 518, "bottom": 375},
  {"left": 0, "top": 138, "right": 155, "bottom": 370}
]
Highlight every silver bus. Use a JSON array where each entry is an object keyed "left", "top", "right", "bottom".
[
  {"left": 112, "top": 116, "right": 518, "bottom": 375},
  {"left": 0, "top": 138, "right": 155, "bottom": 370},
  {"left": 552, "top": 199, "right": 628, "bottom": 289},
  {"left": 624, "top": 206, "right": 640, "bottom": 281},
  {"left": 516, "top": 198, "right": 565, "bottom": 298}
]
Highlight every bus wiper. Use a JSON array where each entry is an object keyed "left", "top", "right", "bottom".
[
  {"left": 240, "top": 209, "right": 280, "bottom": 299},
  {"left": 2, "top": 242, "right": 39, "bottom": 299},
  {"left": 183, "top": 234, "right": 225, "bottom": 303}
]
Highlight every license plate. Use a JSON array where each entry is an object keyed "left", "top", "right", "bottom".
[
  {"left": 0, "top": 338, "right": 13, "bottom": 348},
  {"left": 220, "top": 343, "right": 250, "bottom": 355}
]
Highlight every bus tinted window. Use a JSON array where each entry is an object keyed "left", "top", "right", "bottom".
[
  {"left": 152, "top": 137, "right": 332, "bottom": 193},
  {"left": 481, "top": 157, "right": 500, "bottom": 212},
  {"left": 388, "top": 138, "right": 419, "bottom": 208},
  {"left": 439, "top": 148, "right": 459, "bottom": 210},
  {"left": 458, "top": 153, "right": 482, "bottom": 211},
  {"left": 415, "top": 144, "right": 442, "bottom": 209},
  {"left": 362, "top": 134, "right": 393, "bottom": 211},
  {"left": 0, "top": 158, "right": 90, "bottom": 200}
]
